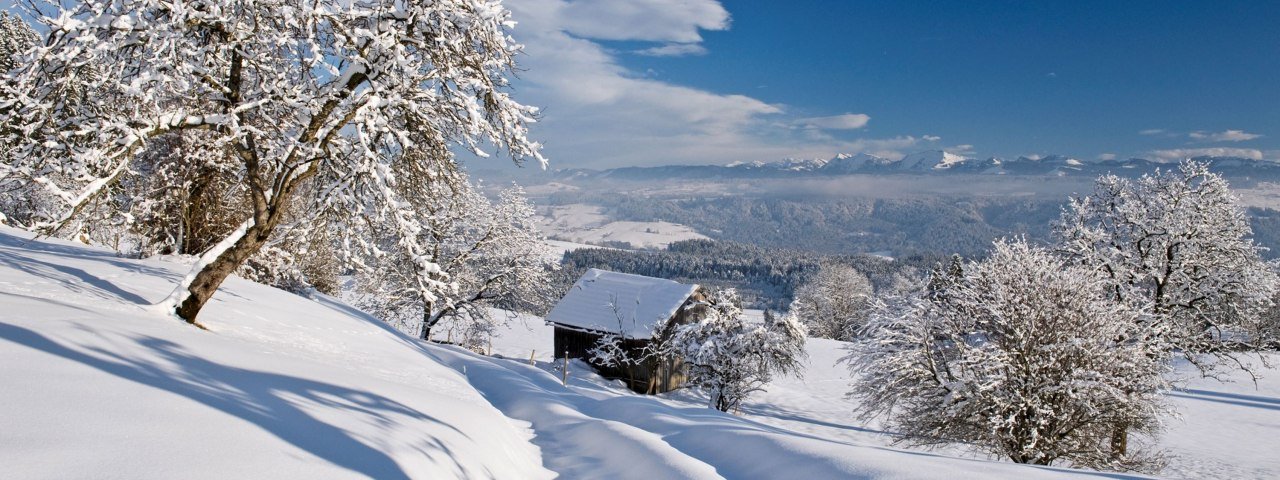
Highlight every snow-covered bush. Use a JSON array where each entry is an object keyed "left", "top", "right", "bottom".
[
  {"left": 124, "top": 132, "right": 247, "bottom": 257},
  {"left": 588, "top": 333, "right": 629, "bottom": 368},
  {"left": 1056, "top": 160, "right": 1279, "bottom": 367},
  {"left": 848, "top": 239, "right": 1171, "bottom": 471},
  {"left": 675, "top": 289, "right": 807, "bottom": 412},
  {"left": 0, "top": 0, "right": 544, "bottom": 323},
  {"left": 1053, "top": 160, "right": 1280, "bottom": 462},
  {"left": 237, "top": 244, "right": 311, "bottom": 295},
  {"left": 788, "top": 262, "right": 872, "bottom": 340},
  {"left": 1256, "top": 279, "right": 1280, "bottom": 350},
  {"left": 356, "top": 172, "right": 556, "bottom": 346}
]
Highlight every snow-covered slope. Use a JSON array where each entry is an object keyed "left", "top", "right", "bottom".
[
  {"left": 489, "top": 314, "right": 1280, "bottom": 480},
  {"left": 537, "top": 203, "right": 709, "bottom": 249},
  {"left": 6, "top": 227, "right": 1273, "bottom": 479},
  {"left": 0, "top": 228, "right": 552, "bottom": 479}
]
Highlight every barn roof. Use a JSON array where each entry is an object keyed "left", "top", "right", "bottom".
[{"left": 546, "top": 269, "right": 699, "bottom": 339}]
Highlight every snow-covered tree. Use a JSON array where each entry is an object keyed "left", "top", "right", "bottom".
[
  {"left": 788, "top": 262, "right": 872, "bottom": 340},
  {"left": 0, "top": 0, "right": 544, "bottom": 324},
  {"left": 925, "top": 253, "right": 964, "bottom": 300},
  {"left": 1055, "top": 160, "right": 1279, "bottom": 368},
  {"left": 356, "top": 170, "right": 556, "bottom": 347},
  {"left": 847, "top": 239, "right": 1171, "bottom": 471},
  {"left": 0, "top": 11, "right": 36, "bottom": 76},
  {"left": 0, "top": 11, "right": 42, "bottom": 227},
  {"left": 1255, "top": 277, "right": 1280, "bottom": 350},
  {"left": 675, "top": 289, "right": 807, "bottom": 412}
]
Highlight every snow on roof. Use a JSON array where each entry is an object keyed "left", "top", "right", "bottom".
[{"left": 546, "top": 269, "right": 699, "bottom": 339}]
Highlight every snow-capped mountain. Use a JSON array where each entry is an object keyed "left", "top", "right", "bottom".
[
  {"left": 897, "top": 150, "right": 971, "bottom": 171},
  {"left": 548, "top": 153, "right": 1280, "bottom": 182},
  {"left": 822, "top": 153, "right": 894, "bottom": 173}
]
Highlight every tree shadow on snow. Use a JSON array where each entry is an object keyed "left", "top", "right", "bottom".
[
  {"left": 1169, "top": 388, "right": 1280, "bottom": 411},
  {"left": 0, "top": 230, "right": 175, "bottom": 279},
  {"left": 0, "top": 321, "right": 488, "bottom": 480},
  {"left": 0, "top": 249, "right": 151, "bottom": 305},
  {"left": 737, "top": 402, "right": 896, "bottom": 437}
]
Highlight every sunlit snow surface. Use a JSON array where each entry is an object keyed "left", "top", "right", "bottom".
[{"left": 2, "top": 226, "right": 1276, "bottom": 479}]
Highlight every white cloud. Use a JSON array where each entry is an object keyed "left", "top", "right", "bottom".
[
  {"left": 492, "top": 0, "right": 935, "bottom": 167},
  {"left": 1139, "top": 129, "right": 1166, "bottom": 135},
  {"left": 1188, "top": 129, "right": 1263, "bottom": 142},
  {"left": 635, "top": 43, "right": 708, "bottom": 57},
  {"left": 556, "top": 0, "right": 730, "bottom": 42},
  {"left": 794, "top": 113, "right": 871, "bottom": 130},
  {"left": 1097, "top": 153, "right": 1117, "bottom": 161},
  {"left": 922, "top": 135, "right": 942, "bottom": 142},
  {"left": 947, "top": 144, "right": 976, "bottom": 156},
  {"left": 1148, "top": 147, "right": 1264, "bottom": 161}
]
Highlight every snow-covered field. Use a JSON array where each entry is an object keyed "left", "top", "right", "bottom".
[
  {"left": 490, "top": 320, "right": 1280, "bottom": 480},
  {"left": 537, "top": 203, "right": 709, "bottom": 250},
  {"left": 544, "top": 239, "right": 616, "bottom": 262},
  {"left": 0, "top": 228, "right": 551, "bottom": 479},
  {"left": 3, "top": 227, "right": 1277, "bottom": 479}
]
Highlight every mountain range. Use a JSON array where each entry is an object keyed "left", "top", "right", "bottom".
[{"left": 550, "top": 151, "right": 1280, "bottom": 181}]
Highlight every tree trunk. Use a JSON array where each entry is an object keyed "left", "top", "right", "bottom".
[
  {"left": 175, "top": 223, "right": 272, "bottom": 323},
  {"left": 1110, "top": 424, "right": 1128, "bottom": 460},
  {"left": 420, "top": 301, "right": 437, "bottom": 341}
]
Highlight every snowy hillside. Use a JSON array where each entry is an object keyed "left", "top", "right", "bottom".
[
  {"left": 4, "top": 227, "right": 1276, "bottom": 479},
  {"left": 537, "top": 203, "right": 709, "bottom": 249},
  {"left": 490, "top": 319, "right": 1280, "bottom": 479},
  {"left": 0, "top": 228, "right": 552, "bottom": 479}
]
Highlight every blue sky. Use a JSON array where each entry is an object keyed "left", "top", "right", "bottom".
[
  {"left": 497, "top": 0, "right": 1278, "bottom": 168},
  {"left": 4, "top": 0, "right": 1273, "bottom": 169}
]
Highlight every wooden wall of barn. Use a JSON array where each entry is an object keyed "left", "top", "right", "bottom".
[{"left": 552, "top": 286, "right": 709, "bottom": 395}]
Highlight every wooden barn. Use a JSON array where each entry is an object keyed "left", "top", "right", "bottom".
[{"left": 546, "top": 269, "right": 708, "bottom": 394}]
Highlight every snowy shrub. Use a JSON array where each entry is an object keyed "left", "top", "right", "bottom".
[
  {"left": 788, "top": 262, "right": 873, "bottom": 340},
  {"left": 848, "top": 239, "right": 1172, "bottom": 472},
  {"left": 1256, "top": 280, "right": 1280, "bottom": 350},
  {"left": 237, "top": 244, "right": 311, "bottom": 295},
  {"left": 1056, "top": 160, "right": 1279, "bottom": 367},
  {"left": 125, "top": 132, "right": 247, "bottom": 258},
  {"left": 356, "top": 174, "right": 557, "bottom": 344},
  {"left": 675, "top": 289, "right": 807, "bottom": 412},
  {"left": 1052, "top": 160, "right": 1280, "bottom": 462},
  {"left": 588, "top": 334, "right": 629, "bottom": 368},
  {"left": 0, "top": 0, "right": 544, "bottom": 323}
]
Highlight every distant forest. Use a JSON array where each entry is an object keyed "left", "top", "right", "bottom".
[
  {"left": 548, "top": 192, "right": 1280, "bottom": 260},
  {"left": 557, "top": 239, "right": 945, "bottom": 310},
  {"left": 546, "top": 195, "right": 1280, "bottom": 310},
  {"left": 599, "top": 195, "right": 1063, "bottom": 257}
]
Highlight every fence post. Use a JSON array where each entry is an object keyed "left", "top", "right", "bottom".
[
  {"left": 562, "top": 351, "right": 569, "bottom": 386},
  {"left": 529, "top": 350, "right": 536, "bottom": 365}
]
